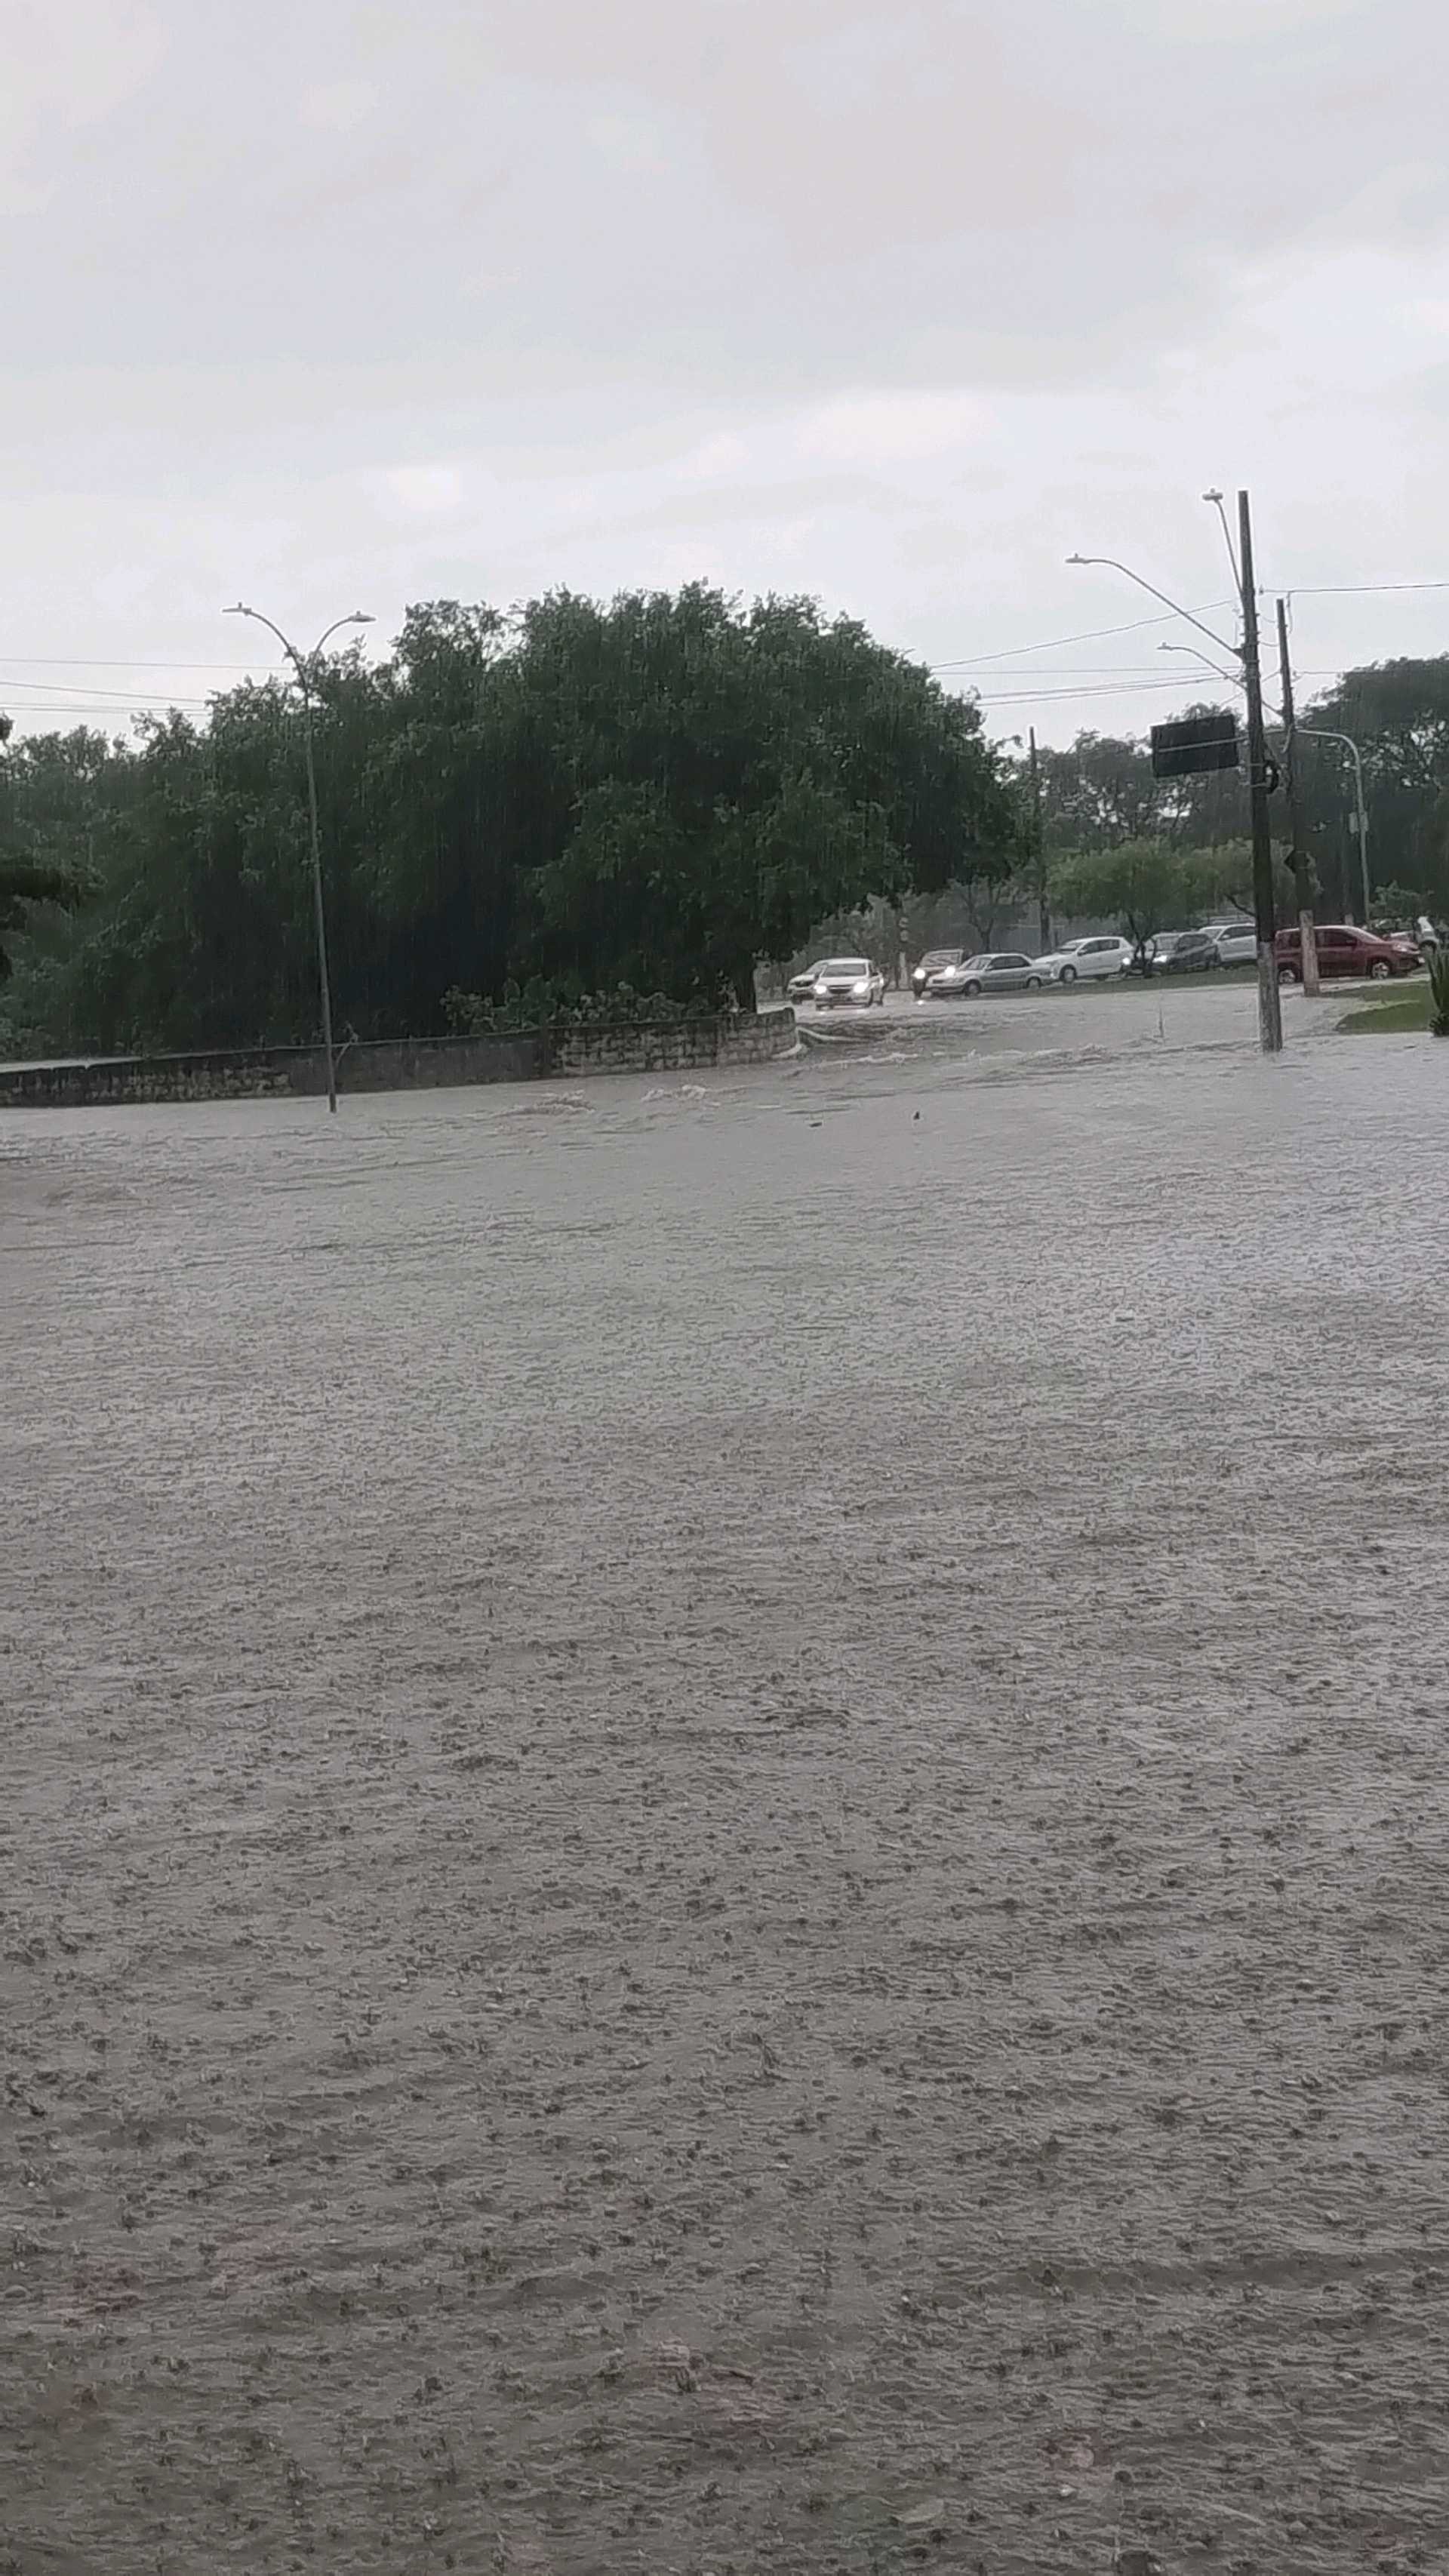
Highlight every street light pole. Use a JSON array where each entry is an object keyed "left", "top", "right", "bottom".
[
  {"left": 1068, "top": 510, "right": 1284, "bottom": 1054},
  {"left": 1233, "top": 492, "right": 1283, "bottom": 1054},
  {"left": 1294, "top": 727, "right": 1370, "bottom": 925},
  {"left": 223, "top": 603, "right": 374, "bottom": 1113},
  {"left": 1275, "top": 598, "right": 1320, "bottom": 996}
]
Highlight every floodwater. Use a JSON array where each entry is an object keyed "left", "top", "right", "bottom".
[{"left": 4, "top": 986, "right": 1448, "bottom": 2574}]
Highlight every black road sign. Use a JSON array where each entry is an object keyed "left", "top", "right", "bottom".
[{"left": 1151, "top": 712, "right": 1240, "bottom": 778}]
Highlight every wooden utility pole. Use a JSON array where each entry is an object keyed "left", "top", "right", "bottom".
[
  {"left": 1275, "top": 597, "right": 1320, "bottom": 996},
  {"left": 1029, "top": 728, "right": 1051, "bottom": 954},
  {"left": 1236, "top": 492, "right": 1283, "bottom": 1054}
]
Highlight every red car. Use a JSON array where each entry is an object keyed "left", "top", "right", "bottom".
[{"left": 1275, "top": 924, "right": 1420, "bottom": 983}]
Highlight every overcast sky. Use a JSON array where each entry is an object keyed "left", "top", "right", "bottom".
[{"left": 4, "top": 0, "right": 1448, "bottom": 746}]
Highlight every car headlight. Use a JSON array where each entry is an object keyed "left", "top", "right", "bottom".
[
  {"left": 851, "top": 980, "right": 869, "bottom": 997},
  {"left": 813, "top": 983, "right": 829, "bottom": 998}
]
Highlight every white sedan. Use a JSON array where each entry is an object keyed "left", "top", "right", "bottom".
[{"left": 1032, "top": 934, "right": 1133, "bottom": 984}]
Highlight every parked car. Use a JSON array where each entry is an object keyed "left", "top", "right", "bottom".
[
  {"left": 1384, "top": 930, "right": 1425, "bottom": 963},
  {"left": 1144, "top": 930, "right": 1190, "bottom": 971},
  {"left": 1154, "top": 928, "right": 1221, "bottom": 975},
  {"left": 911, "top": 946, "right": 963, "bottom": 999},
  {"left": 1275, "top": 925, "right": 1420, "bottom": 983},
  {"left": 786, "top": 959, "right": 826, "bottom": 1002},
  {"left": 811, "top": 957, "right": 888, "bottom": 1008},
  {"left": 928, "top": 951, "right": 1042, "bottom": 996},
  {"left": 1213, "top": 920, "right": 1259, "bottom": 966},
  {"left": 1033, "top": 934, "right": 1131, "bottom": 985}
]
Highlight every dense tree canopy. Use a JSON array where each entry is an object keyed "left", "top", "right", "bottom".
[{"left": 0, "top": 587, "right": 1018, "bottom": 1054}]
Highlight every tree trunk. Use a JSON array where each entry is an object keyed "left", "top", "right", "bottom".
[{"left": 731, "top": 955, "right": 758, "bottom": 1014}]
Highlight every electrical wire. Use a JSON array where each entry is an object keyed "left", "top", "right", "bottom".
[{"left": 929, "top": 598, "right": 1241, "bottom": 671}]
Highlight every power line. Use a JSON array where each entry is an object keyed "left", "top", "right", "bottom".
[
  {"left": 0, "top": 676, "right": 214, "bottom": 708},
  {"left": 0, "top": 654, "right": 280, "bottom": 670},
  {"left": 929, "top": 597, "right": 1241, "bottom": 670},
  {"left": 1281, "top": 580, "right": 1449, "bottom": 599}
]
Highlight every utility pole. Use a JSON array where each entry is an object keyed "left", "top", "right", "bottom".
[
  {"left": 1029, "top": 728, "right": 1051, "bottom": 954},
  {"left": 223, "top": 602, "right": 374, "bottom": 1113},
  {"left": 1275, "top": 598, "right": 1320, "bottom": 996},
  {"left": 1235, "top": 493, "right": 1283, "bottom": 1054}
]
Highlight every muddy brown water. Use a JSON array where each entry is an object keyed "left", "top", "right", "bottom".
[{"left": 4, "top": 998, "right": 1448, "bottom": 2574}]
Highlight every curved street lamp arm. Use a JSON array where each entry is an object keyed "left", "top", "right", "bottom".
[
  {"left": 1066, "top": 556, "right": 1243, "bottom": 661},
  {"left": 1159, "top": 641, "right": 1244, "bottom": 690},
  {"left": 312, "top": 613, "right": 367, "bottom": 658},
  {"left": 223, "top": 602, "right": 306, "bottom": 685}
]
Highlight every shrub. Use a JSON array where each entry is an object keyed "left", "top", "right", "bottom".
[{"left": 1427, "top": 946, "right": 1449, "bottom": 1039}]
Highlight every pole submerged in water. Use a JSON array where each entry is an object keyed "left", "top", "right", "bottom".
[{"left": 1235, "top": 493, "right": 1284, "bottom": 1055}]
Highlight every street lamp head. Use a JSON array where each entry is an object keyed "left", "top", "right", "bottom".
[
  {"left": 1201, "top": 488, "right": 1223, "bottom": 504},
  {"left": 223, "top": 602, "right": 251, "bottom": 617},
  {"left": 1066, "top": 553, "right": 1088, "bottom": 565},
  {"left": 347, "top": 611, "right": 375, "bottom": 626}
]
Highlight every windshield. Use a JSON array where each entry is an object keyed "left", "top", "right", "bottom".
[
  {"left": 960, "top": 956, "right": 992, "bottom": 971},
  {"left": 818, "top": 960, "right": 868, "bottom": 977}
]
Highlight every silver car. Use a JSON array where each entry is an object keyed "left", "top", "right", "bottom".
[
  {"left": 1032, "top": 934, "right": 1133, "bottom": 984},
  {"left": 926, "top": 951, "right": 1042, "bottom": 996},
  {"left": 811, "top": 957, "right": 887, "bottom": 1008},
  {"left": 1213, "top": 921, "right": 1258, "bottom": 966}
]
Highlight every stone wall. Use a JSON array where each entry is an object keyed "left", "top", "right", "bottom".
[
  {"left": 549, "top": 1008, "right": 793, "bottom": 1076},
  {"left": 0, "top": 1011, "right": 795, "bottom": 1109}
]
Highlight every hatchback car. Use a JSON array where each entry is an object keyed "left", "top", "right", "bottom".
[
  {"left": 811, "top": 957, "right": 888, "bottom": 1008},
  {"left": 1032, "top": 934, "right": 1131, "bottom": 984},
  {"left": 927, "top": 952, "right": 1042, "bottom": 996},
  {"left": 1275, "top": 925, "right": 1419, "bottom": 983}
]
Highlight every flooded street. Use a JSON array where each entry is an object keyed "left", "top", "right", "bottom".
[{"left": 5, "top": 991, "right": 1448, "bottom": 2574}]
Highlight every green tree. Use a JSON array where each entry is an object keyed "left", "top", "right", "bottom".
[
  {"left": 0, "top": 717, "right": 91, "bottom": 992},
  {"left": 5, "top": 587, "right": 1019, "bottom": 1049},
  {"left": 1048, "top": 839, "right": 1189, "bottom": 958},
  {"left": 1302, "top": 658, "right": 1449, "bottom": 918}
]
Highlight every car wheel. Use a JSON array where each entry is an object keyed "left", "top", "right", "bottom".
[
  {"left": 1369, "top": 958, "right": 1392, "bottom": 980},
  {"left": 1026, "top": 974, "right": 1042, "bottom": 989},
  {"left": 962, "top": 979, "right": 983, "bottom": 996},
  {"left": 1058, "top": 964, "right": 1077, "bottom": 984}
]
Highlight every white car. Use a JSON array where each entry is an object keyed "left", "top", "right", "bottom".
[
  {"left": 811, "top": 957, "right": 887, "bottom": 1008},
  {"left": 927, "top": 951, "right": 1043, "bottom": 996},
  {"left": 1032, "top": 934, "right": 1132, "bottom": 985},
  {"left": 1213, "top": 922, "right": 1258, "bottom": 966}
]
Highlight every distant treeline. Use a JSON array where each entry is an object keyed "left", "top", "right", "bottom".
[{"left": 2, "top": 589, "right": 1447, "bottom": 1053}]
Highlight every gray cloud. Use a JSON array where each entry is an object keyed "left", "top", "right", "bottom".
[{"left": 2, "top": 0, "right": 1447, "bottom": 743}]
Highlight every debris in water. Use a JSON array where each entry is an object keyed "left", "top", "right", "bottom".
[{"left": 895, "top": 2499, "right": 946, "bottom": 2530}]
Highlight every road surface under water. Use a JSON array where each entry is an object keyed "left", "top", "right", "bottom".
[{"left": 3, "top": 986, "right": 1447, "bottom": 2574}]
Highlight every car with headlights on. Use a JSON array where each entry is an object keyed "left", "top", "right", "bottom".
[
  {"left": 911, "top": 946, "right": 964, "bottom": 999},
  {"left": 1154, "top": 927, "right": 1221, "bottom": 974},
  {"left": 926, "top": 951, "right": 1042, "bottom": 996},
  {"left": 811, "top": 957, "right": 887, "bottom": 1008},
  {"left": 786, "top": 959, "right": 827, "bottom": 1003}
]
